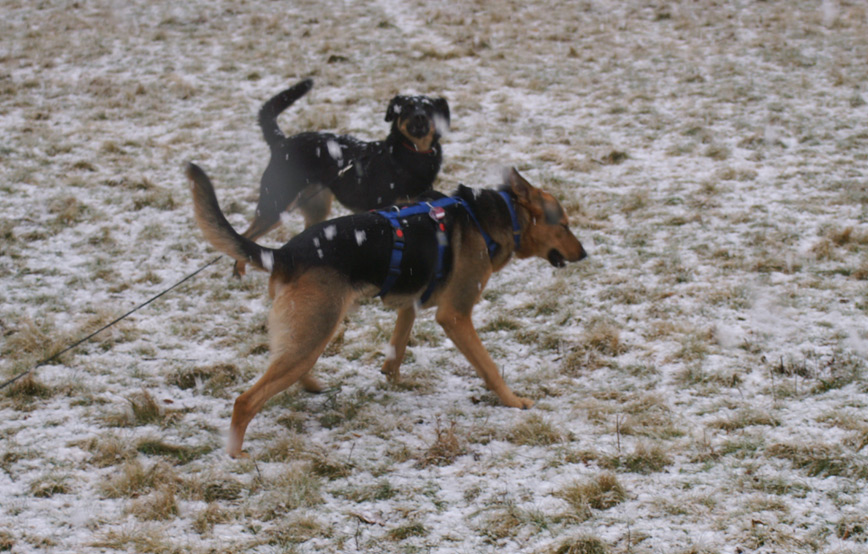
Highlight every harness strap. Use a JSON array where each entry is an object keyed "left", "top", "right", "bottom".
[
  {"left": 498, "top": 190, "right": 521, "bottom": 251},
  {"left": 375, "top": 197, "right": 458, "bottom": 299},
  {"left": 452, "top": 197, "right": 499, "bottom": 257},
  {"left": 374, "top": 194, "right": 509, "bottom": 300}
]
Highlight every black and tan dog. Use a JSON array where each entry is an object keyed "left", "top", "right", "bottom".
[
  {"left": 236, "top": 79, "right": 450, "bottom": 275},
  {"left": 187, "top": 162, "right": 586, "bottom": 458}
]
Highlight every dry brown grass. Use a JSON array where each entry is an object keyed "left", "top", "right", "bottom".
[
  {"left": 556, "top": 472, "right": 626, "bottom": 520},
  {"left": 418, "top": 418, "right": 466, "bottom": 467},
  {"left": 4, "top": 0, "right": 868, "bottom": 552},
  {"left": 507, "top": 414, "right": 565, "bottom": 446}
]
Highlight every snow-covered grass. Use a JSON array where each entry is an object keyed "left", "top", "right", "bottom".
[{"left": 2, "top": 0, "right": 868, "bottom": 552}]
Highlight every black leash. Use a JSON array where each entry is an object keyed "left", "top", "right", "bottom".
[
  {"left": 0, "top": 255, "right": 222, "bottom": 391},
  {"left": 0, "top": 174, "right": 337, "bottom": 392}
]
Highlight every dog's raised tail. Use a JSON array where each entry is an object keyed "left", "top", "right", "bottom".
[
  {"left": 258, "top": 78, "right": 314, "bottom": 148},
  {"left": 186, "top": 162, "right": 276, "bottom": 273}
]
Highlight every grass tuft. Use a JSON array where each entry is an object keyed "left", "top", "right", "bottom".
[
  {"left": 136, "top": 438, "right": 214, "bottom": 465},
  {"left": 0, "top": 531, "right": 13, "bottom": 551},
  {"left": 418, "top": 418, "right": 466, "bottom": 467},
  {"left": 507, "top": 414, "right": 564, "bottom": 446},
  {"left": 387, "top": 522, "right": 428, "bottom": 541},
  {"left": 606, "top": 442, "right": 673, "bottom": 474},
  {"left": 550, "top": 535, "right": 610, "bottom": 554},
  {"left": 168, "top": 363, "right": 240, "bottom": 398},
  {"left": 126, "top": 486, "right": 179, "bottom": 521},
  {"left": 100, "top": 460, "right": 178, "bottom": 499},
  {"left": 556, "top": 472, "right": 626, "bottom": 520},
  {"left": 766, "top": 442, "right": 868, "bottom": 479},
  {"left": 29, "top": 472, "right": 71, "bottom": 498}
]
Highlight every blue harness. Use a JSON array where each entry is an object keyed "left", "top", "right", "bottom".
[{"left": 375, "top": 191, "right": 520, "bottom": 302}]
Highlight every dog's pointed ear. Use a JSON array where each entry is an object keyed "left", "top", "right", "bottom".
[
  {"left": 385, "top": 96, "right": 405, "bottom": 122},
  {"left": 434, "top": 97, "right": 450, "bottom": 129},
  {"left": 506, "top": 167, "right": 535, "bottom": 204}
]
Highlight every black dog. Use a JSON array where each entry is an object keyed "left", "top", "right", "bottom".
[{"left": 235, "top": 79, "right": 450, "bottom": 275}]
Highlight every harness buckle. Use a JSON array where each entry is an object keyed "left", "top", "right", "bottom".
[{"left": 429, "top": 205, "right": 446, "bottom": 221}]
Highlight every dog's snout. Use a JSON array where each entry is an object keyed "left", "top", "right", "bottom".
[{"left": 405, "top": 111, "right": 431, "bottom": 137}]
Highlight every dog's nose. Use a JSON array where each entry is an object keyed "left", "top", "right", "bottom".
[{"left": 407, "top": 113, "right": 430, "bottom": 136}]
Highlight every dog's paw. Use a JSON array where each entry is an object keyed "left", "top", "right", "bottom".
[
  {"left": 227, "top": 449, "right": 249, "bottom": 459},
  {"left": 300, "top": 374, "right": 325, "bottom": 393},
  {"left": 504, "top": 395, "right": 534, "bottom": 410},
  {"left": 380, "top": 362, "right": 401, "bottom": 384}
]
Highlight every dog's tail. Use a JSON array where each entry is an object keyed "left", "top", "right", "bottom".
[
  {"left": 186, "top": 163, "right": 277, "bottom": 273},
  {"left": 258, "top": 78, "right": 314, "bottom": 149}
]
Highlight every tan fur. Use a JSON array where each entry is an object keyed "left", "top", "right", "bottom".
[
  {"left": 188, "top": 163, "right": 585, "bottom": 458},
  {"left": 398, "top": 119, "right": 437, "bottom": 152}
]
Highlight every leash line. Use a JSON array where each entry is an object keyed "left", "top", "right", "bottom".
[
  {"left": 0, "top": 255, "right": 223, "bottom": 391},
  {"left": 1, "top": 171, "right": 346, "bottom": 392}
]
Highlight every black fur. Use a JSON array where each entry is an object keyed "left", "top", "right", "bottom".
[
  {"left": 258, "top": 185, "right": 517, "bottom": 298},
  {"left": 270, "top": 190, "right": 468, "bottom": 297},
  {"left": 245, "top": 79, "right": 451, "bottom": 242}
]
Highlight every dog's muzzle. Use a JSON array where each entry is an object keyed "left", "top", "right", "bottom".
[
  {"left": 547, "top": 249, "right": 567, "bottom": 268},
  {"left": 548, "top": 248, "right": 587, "bottom": 267},
  {"left": 406, "top": 113, "right": 431, "bottom": 137}
]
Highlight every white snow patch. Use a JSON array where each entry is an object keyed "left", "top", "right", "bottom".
[
  {"left": 260, "top": 250, "right": 274, "bottom": 272},
  {"left": 324, "top": 225, "right": 337, "bottom": 240},
  {"left": 354, "top": 230, "right": 366, "bottom": 245},
  {"left": 384, "top": 344, "right": 396, "bottom": 360}
]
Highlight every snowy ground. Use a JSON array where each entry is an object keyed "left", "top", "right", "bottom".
[{"left": 2, "top": 0, "right": 868, "bottom": 552}]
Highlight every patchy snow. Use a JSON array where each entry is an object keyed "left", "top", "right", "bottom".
[{"left": 2, "top": 0, "right": 868, "bottom": 553}]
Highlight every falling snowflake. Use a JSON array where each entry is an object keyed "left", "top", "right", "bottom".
[{"left": 260, "top": 250, "right": 274, "bottom": 272}]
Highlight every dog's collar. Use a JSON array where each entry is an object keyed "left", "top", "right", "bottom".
[
  {"left": 401, "top": 140, "right": 436, "bottom": 155},
  {"left": 498, "top": 190, "right": 521, "bottom": 251}
]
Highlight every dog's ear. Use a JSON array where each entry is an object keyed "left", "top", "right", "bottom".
[
  {"left": 433, "top": 97, "right": 450, "bottom": 129},
  {"left": 385, "top": 96, "right": 405, "bottom": 122},
  {"left": 506, "top": 168, "right": 535, "bottom": 204}
]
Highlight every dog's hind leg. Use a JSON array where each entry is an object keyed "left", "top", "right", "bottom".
[
  {"left": 227, "top": 270, "right": 355, "bottom": 457},
  {"left": 234, "top": 168, "right": 303, "bottom": 277},
  {"left": 298, "top": 186, "right": 334, "bottom": 228},
  {"left": 380, "top": 306, "right": 416, "bottom": 383}
]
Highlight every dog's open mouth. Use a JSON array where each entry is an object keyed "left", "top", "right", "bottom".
[{"left": 547, "top": 249, "right": 566, "bottom": 268}]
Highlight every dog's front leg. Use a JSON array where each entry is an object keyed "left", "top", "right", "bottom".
[
  {"left": 381, "top": 306, "right": 416, "bottom": 383},
  {"left": 436, "top": 307, "right": 533, "bottom": 409}
]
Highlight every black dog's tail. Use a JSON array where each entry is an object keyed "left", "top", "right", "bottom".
[
  {"left": 186, "top": 163, "right": 280, "bottom": 273},
  {"left": 258, "top": 78, "right": 314, "bottom": 149}
]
